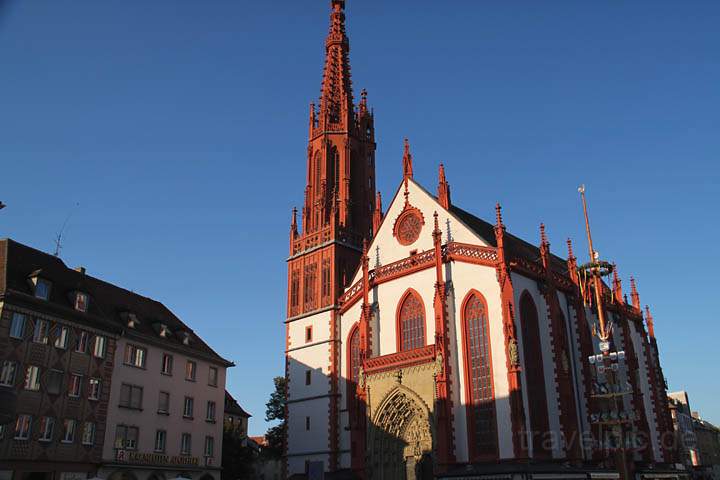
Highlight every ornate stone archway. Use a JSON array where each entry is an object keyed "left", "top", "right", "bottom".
[{"left": 368, "top": 385, "right": 433, "bottom": 480}]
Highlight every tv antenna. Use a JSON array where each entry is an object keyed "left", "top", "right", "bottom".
[{"left": 54, "top": 202, "right": 80, "bottom": 257}]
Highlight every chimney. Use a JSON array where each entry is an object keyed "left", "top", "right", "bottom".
[{"left": 75, "top": 266, "right": 86, "bottom": 275}]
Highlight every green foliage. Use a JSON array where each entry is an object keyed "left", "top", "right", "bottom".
[
  {"left": 221, "top": 427, "right": 256, "bottom": 480},
  {"left": 264, "top": 376, "right": 287, "bottom": 459}
]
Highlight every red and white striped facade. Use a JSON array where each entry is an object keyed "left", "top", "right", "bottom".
[{"left": 285, "top": 2, "right": 675, "bottom": 478}]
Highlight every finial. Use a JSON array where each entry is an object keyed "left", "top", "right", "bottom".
[
  {"left": 437, "top": 163, "right": 451, "bottom": 209},
  {"left": 540, "top": 223, "right": 548, "bottom": 247},
  {"left": 495, "top": 202, "right": 504, "bottom": 229},
  {"left": 372, "top": 191, "right": 383, "bottom": 234},
  {"left": 331, "top": 0, "right": 345, "bottom": 12},
  {"left": 566, "top": 238, "right": 575, "bottom": 260},
  {"left": 291, "top": 207, "right": 298, "bottom": 231},
  {"left": 361, "top": 88, "right": 367, "bottom": 102},
  {"left": 433, "top": 211, "right": 440, "bottom": 233},
  {"left": 402, "top": 138, "right": 414, "bottom": 180},
  {"left": 645, "top": 305, "right": 655, "bottom": 339},
  {"left": 630, "top": 276, "right": 641, "bottom": 312},
  {"left": 612, "top": 263, "right": 623, "bottom": 303}
]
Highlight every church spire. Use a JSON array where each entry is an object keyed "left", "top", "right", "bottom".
[
  {"left": 319, "top": 0, "right": 354, "bottom": 131},
  {"left": 403, "top": 138, "right": 414, "bottom": 180},
  {"left": 372, "top": 191, "right": 383, "bottom": 235}
]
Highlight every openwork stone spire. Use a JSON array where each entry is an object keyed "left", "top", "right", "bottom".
[{"left": 319, "top": 0, "right": 354, "bottom": 130}]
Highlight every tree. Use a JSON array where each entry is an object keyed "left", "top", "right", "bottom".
[
  {"left": 264, "top": 376, "right": 287, "bottom": 458},
  {"left": 222, "top": 427, "right": 256, "bottom": 480}
]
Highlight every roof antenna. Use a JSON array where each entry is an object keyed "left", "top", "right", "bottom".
[{"left": 54, "top": 202, "right": 80, "bottom": 257}]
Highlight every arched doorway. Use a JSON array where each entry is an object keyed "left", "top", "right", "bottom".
[{"left": 368, "top": 386, "right": 433, "bottom": 480}]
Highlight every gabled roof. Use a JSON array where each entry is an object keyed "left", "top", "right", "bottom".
[
  {"left": 225, "top": 390, "right": 251, "bottom": 417},
  {"left": 450, "top": 204, "right": 570, "bottom": 274},
  {"left": 0, "top": 238, "right": 232, "bottom": 366}
]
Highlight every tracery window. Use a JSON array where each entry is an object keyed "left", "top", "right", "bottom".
[
  {"left": 303, "top": 264, "right": 317, "bottom": 311},
  {"left": 519, "top": 291, "right": 551, "bottom": 458},
  {"left": 290, "top": 270, "right": 300, "bottom": 311},
  {"left": 397, "top": 290, "right": 425, "bottom": 351},
  {"left": 462, "top": 291, "right": 497, "bottom": 459},
  {"left": 321, "top": 259, "right": 331, "bottom": 305}
]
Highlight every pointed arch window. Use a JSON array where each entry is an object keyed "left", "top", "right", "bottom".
[
  {"left": 461, "top": 291, "right": 497, "bottom": 460},
  {"left": 347, "top": 325, "right": 361, "bottom": 412},
  {"left": 397, "top": 290, "right": 425, "bottom": 352},
  {"left": 519, "top": 291, "right": 551, "bottom": 459}
]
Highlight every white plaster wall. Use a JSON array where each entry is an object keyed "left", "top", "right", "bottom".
[
  {"left": 287, "top": 453, "right": 330, "bottom": 477},
  {"left": 448, "top": 261, "right": 512, "bottom": 460},
  {"left": 286, "top": 309, "right": 333, "bottom": 473},
  {"left": 102, "top": 337, "right": 226, "bottom": 466},
  {"left": 511, "top": 273, "right": 563, "bottom": 459},
  {"left": 353, "top": 179, "right": 489, "bottom": 286},
  {"left": 628, "top": 321, "right": 662, "bottom": 462},
  {"left": 557, "top": 291, "right": 591, "bottom": 459},
  {"left": 287, "top": 397, "right": 331, "bottom": 460}
]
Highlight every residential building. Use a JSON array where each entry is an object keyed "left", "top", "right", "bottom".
[
  {"left": 0, "top": 239, "right": 119, "bottom": 480},
  {"left": 668, "top": 391, "right": 701, "bottom": 468},
  {"left": 223, "top": 390, "right": 250, "bottom": 440},
  {"left": 0, "top": 239, "right": 232, "bottom": 480}
]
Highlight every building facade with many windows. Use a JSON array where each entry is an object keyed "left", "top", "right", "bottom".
[{"left": 0, "top": 239, "right": 232, "bottom": 480}]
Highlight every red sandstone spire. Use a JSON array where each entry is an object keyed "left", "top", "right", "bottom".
[
  {"left": 402, "top": 138, "right": 414, "bottom": 181},
  {"left": 612, "top": 264, "right": 623, "bottom": 304},
  {"left": 495, "top": 202, "right": 505, "bottom": 232},
  {"left": 437, "top": 163, "right": 451, "bottom": 210},
  {"left": 372, "top": 191, "right": 383, "bottom": 235},
  {"left": 319, "top": 0, "right": 354, "bottom": 130},
  {"left": 566, "top": 238, "right": 578, "bottom": 283},
  {"left": 645, "top": 305, "right": 656, "bottom": 339},
  {"left": 539, "top": 223, "right": 550, "bottom": 268},
  {"left": 630, "top": 276, "right": 641, "bottom": 312}
]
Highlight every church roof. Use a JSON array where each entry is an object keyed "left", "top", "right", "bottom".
[
  {"left": 450, "top": 203, "right": 571, "bottom": 275},
  {"left": 0, "top": 238, "right": 232, "bottom": 366}
]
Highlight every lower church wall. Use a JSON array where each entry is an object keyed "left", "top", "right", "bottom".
[
  {"left": 511, "top": 272, "right": 564, "bottom": 459},
  {"left": 448, "top": 262, "right": 514, "bottom": 460}
]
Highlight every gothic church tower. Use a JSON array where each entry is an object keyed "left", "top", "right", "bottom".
[{"left": 286, "top": 0, "right": 376, "bottom": 473}]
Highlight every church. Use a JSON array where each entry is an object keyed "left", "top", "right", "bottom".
[{"left": 285, "top": 2, "right": 682, "bottom": 479}]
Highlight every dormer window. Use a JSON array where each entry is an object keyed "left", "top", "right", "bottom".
[
  {"left": 34, "top": 279, "right": 51, "bottom": 300},
  {"left": 180, "top": 332, "right": 191, "bottom": 346},
  {"left": 159, "top": 324, "right": 170, "bottom": 338},
  {"left": 75, "top": 292, "right": 89, "bottom": 312},
  {"left": 125, "top": 312, "right": 139, "bottom": 329}
]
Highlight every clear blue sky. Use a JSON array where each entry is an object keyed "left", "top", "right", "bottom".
[{"left": 1, "top": 1, "right": 718, "bottom": 434}]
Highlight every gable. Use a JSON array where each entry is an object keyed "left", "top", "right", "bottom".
[{"left": 350, "top": 179, "right": 491, "bottom": 285}]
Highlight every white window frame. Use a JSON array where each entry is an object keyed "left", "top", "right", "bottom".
[
  {"left": 93, "top": 335, "right": 107, "bottom": 358},
  {"left": 34, "top": 278, "right": 51, "bottom": 300},
  {"left": 206, "top": 401, "right": 216, "bottom": 422},
  {"left": 0, "top": 360, "right": 17, "bottom": 387},
  {"left": 24, "top": 365, "right": 40, "bottom": 391},
  {"left": 205, "top": 435, "right": 214, "bottom": 458},
  {"left": 68, "top": 373, "right": 82, "bottom": 398},
  {"left": 54, "top": 325, "right": 69, "bottom": 349},
  {"left": 14, "top": 414, "right": 32, "bottom": 440},
  {"left": 10, "top": 313, "right": 26, "bottom": 339},
  {"left": 124, "top": 344, "right": 146, "bottom": 369},
  {"left": 76, "top": 331, "right": 89, "bottom": 353},
  {"left": 62, "top": 419, "right": 76, "bottom": 443},
  {"left": 185, "top": 360, "right": 196, "bottom": 381},
  {"left": 88, "top": 377, "right": 101, "bottom": 400},
  {"left": 183, "top": 396, "right": 194, "bottom": 418},
  {"left": 74, "top": 292, "right": 89, "bottom": 312},
  {"left": 161, "top": 353, "right": 173, "bottom": 375},
  {"left": 81, "top": 422, "right": 95, "bottom": 445},
  {"left": 33, "top": 319, "right": 49, "bottom": 344},
  {"left": 39, "top": 416, "right": 55, "bottom": 442},
  {"left": 154, "top": 429, "right": 166, "bottom": 453},
  {"left": 181, "top": 433, "right": 192, "bottom": 455}
]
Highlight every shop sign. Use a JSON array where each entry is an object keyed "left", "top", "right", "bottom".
[{"left": 116, "top": 450, "right": 199, "bottom": 467}]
